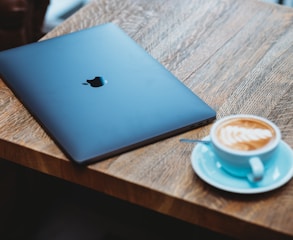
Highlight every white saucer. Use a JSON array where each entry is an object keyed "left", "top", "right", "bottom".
[{"left": 191, "top": 137, "right": 293, "bottom": 194}]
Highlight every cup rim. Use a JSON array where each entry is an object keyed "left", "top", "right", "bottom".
[{"left": 210, "top": 114, "right": 281, "bottom": 156}]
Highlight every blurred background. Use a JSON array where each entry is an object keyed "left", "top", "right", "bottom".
[
  {"left": 0, "top": 0, "right": 292, "bottom": 51},
  {"left": 43, "top": 0, "right": 293, "bottom": 32},
  {"left": 43, "top": 0, "right": 91, "bottom": 32}
]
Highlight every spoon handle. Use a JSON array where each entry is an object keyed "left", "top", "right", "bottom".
[{"left": 179, "top": 138, "right": 211, "bottom": 144}]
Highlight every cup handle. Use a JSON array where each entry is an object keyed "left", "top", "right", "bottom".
[{"left": 247, "top": 157, "right": 264, "bottom": 182}]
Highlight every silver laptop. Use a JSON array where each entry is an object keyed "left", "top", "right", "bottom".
[{"left": 0, "top": 23, "right": 216, "bottom": 165}]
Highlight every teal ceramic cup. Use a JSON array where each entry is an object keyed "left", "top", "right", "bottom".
[{"left": 210, "top": 115, "right": 281, "bottom": 182}]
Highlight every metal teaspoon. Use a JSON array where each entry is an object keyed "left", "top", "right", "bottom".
[{"left": 179, "top": 138, "right": 211, "bottom": 145}]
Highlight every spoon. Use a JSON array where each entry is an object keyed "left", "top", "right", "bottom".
[{"left": 179, "top": 138, "right": 211, "bottom": 145}]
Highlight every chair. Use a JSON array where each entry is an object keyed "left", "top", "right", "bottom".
[{"left": 0, "top": 0, "right": 50, "bottom": 51}]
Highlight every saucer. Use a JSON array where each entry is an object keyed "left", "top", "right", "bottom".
[{"left": 191, "top": 137, "right": 293, "bottom": 194}]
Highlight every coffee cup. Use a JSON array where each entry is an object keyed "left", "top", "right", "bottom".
[{"left": 210, "top": 114, "right": 281, "bottom": 182}]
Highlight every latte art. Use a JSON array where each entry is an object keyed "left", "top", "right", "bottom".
[
  {"left": 215, "top": 118, "right": 276, "bottom": 151},
  {"left": 219, "top": 126, "right": 273, "bottom": 151}
]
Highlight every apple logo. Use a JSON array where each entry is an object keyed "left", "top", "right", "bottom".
[{"left": 83, "top": 76, "right": 107, "bottom": 87}]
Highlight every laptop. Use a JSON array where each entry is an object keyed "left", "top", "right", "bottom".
[{"left": 0, "top": 23, "right": 216, "bottom": 165}]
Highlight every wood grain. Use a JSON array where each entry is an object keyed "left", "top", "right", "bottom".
[{"left": 1, "top": 0, "right": 293, "bottom": 239}]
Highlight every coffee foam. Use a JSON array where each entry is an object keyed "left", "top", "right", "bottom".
[{"left": 216, "top": 118, "right": 275, "bottom": 151}]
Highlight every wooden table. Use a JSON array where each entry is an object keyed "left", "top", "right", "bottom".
[{"left": 1, "top": 0, "right": 292, "bottom": 239}]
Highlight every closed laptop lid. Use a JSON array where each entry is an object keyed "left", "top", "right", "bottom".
[{"left": 0, "top": 23, "right": 216, "bottom": 165}]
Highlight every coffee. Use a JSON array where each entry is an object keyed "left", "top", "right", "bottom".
[
  {"left": 210, "top": 115, "right": 281, "bottom": 181},
  {"left": 215, "top": 118, "right": 276, "bottom": 151}
]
